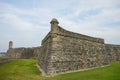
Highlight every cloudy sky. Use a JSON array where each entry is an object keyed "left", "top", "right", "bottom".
[{"left": 0, "top": 0, "right": 120, "bottom": 52}]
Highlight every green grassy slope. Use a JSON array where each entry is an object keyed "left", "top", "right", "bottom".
[{"left": 0, "top": 59, "right": 120, "bottom": 80}]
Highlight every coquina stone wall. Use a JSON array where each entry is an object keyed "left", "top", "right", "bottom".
[
  {"left": 7, "top": 46, "right": 40, "bottom": 59},
  {"left": 105, "top": 44, "right": 120, "bottom": 62},
  {"left": 38, "top": 34, "right": 52, "bottom": 73},
  {"left": 38, "top": 18, "right": 120, "bottom": 76}
]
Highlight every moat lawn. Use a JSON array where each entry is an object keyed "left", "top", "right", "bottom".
[{"left": 0, "top": 59, "right": 120, "bottom": 80}]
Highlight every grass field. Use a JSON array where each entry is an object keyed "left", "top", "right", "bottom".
[{"left": 0, "top": 59, "right": 120, "bottom": 80}]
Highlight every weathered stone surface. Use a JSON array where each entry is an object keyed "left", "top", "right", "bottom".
[{"left": 38, "top": 18, "right": 120, "bottom": 76}]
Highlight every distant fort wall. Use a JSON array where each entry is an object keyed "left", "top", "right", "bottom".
[
  {"left": 105, "top": 44, "right": 120, "bottom": 62},
  {"left": 38, "top": 18, "right": 120, "bottom": 76},
  {"left": 7, "top": 42, "right": 40, "bottom": 59}
]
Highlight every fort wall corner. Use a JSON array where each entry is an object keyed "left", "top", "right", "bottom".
[{"left": 38, "top": 18, "right": 120, "bottom": 76}]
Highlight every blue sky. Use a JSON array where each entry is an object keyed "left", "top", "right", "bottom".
[{"left": 0, "top": 0, "right": 120, "bottom": 52}]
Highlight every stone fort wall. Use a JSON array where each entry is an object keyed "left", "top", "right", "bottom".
[
  {"left": 105, "top": 44, "right": 120, "bottom": 62},
  {"left": 7, "top": 46, "right": 40, "bottom": 59},
  {"left": 38, "top": 18, "right": 120, "bottom": 76}
]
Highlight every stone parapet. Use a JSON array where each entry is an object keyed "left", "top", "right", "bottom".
[{"left": 58, "top": 26, "right": 104, "bottom": 44}]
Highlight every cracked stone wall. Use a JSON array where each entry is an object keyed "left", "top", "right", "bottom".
[{"left": 38, "top": 34, "right": 52, "bottom": 73}]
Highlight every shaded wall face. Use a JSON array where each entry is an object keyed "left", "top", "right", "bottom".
[
  {"left": 46, "top": 35, "right": 107, "bottom": 75},
  {"left": 33, "top": 48, "right": 41, "bottom": 59},
  {"left": 21, "top": 48, "right": 34, "bottom": 58},
  {"left": 105, "top": 44, "right": 120, "bottom": 62},
  {"left": 38, "top": 37, "right": 52, "bottom": 74}
]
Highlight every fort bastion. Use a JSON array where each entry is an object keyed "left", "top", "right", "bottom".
[{"left": 7, "top": 18, "right": 120, "bottom": 76}]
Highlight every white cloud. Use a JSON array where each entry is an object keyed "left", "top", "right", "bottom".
[{"left": 0, "top": 0, "right": 120, "bottom": 52}]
